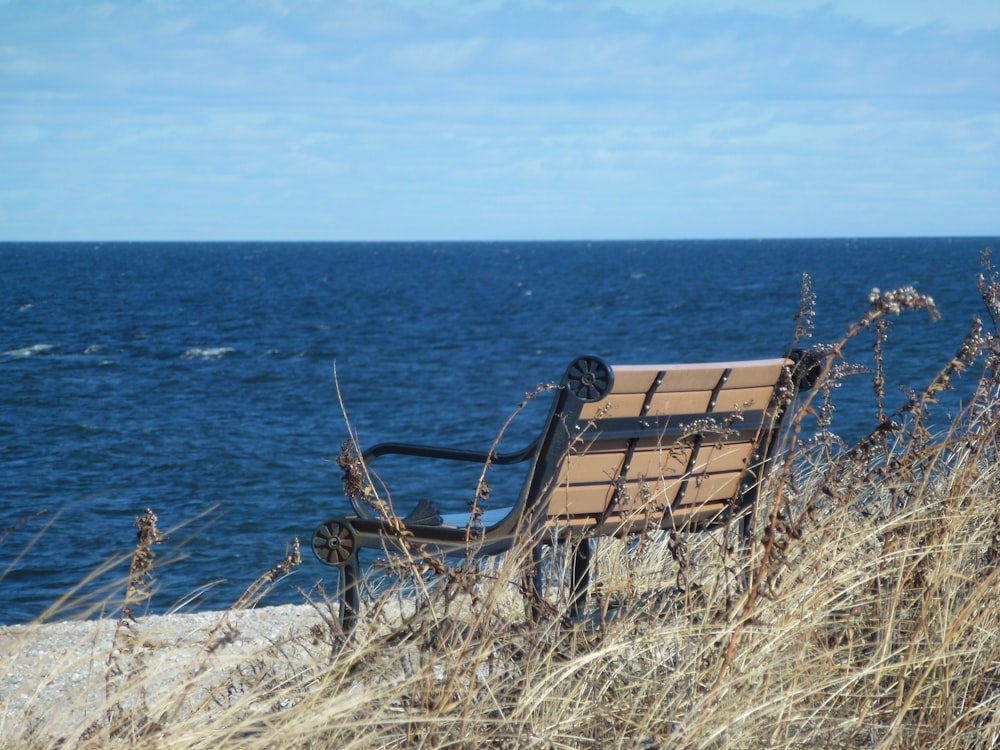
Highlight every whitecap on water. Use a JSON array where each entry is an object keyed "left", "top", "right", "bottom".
[
  {"left": 3, "top": 343, "right": 56, "bottom": 357},
  {"left": 181, "top": 346, "right": 237, "bottom": 360}
]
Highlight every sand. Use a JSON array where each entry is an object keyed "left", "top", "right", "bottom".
[{"left": 0, "top": 604, "right": 327, "bottom": 742}]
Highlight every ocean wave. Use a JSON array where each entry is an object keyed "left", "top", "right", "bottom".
[
  {"left": 181, "top": 346, "right": 237, "bottom": 360},
  {"left": 3, "top": 343, "right": 56, "bottom": 357}
]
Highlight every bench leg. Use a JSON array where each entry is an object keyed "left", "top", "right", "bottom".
[
  {"left": 527, "top": 543, "right": 544, "bottom": 622},
  {"left": 739, "top": 506, "right": 756, "bottom": 542},
  {"left": 735, "top": 508, "right": 758, "bottom": 592},
  {"left": 526, "top": 540, "right": 592, "bottom": 622},
  {"left": 569, "top": 539, "right": 591, "bottom": 619},
  {"left": 339, "top": 562, "right": 360, "bottom": 634}
]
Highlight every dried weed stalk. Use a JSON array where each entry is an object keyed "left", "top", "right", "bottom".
[{"left": 102, "top": 507, "right": 164, "bottom": 741}]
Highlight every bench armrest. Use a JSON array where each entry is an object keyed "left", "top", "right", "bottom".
[
  {"left": 346, "top": 440, "right": 539, "bottom": 521},
  {"left": 363, "top": 440, "right": 538, "bottom": 465}
]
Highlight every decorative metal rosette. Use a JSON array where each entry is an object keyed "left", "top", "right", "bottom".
[
  {"left": 311, "top": 519, "right": 357, "bottom": 566},
  {"left": 566, "top": 356, "right": 613, "bottom": 402}
]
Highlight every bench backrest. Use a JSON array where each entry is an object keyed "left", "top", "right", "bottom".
[{"left": 523, "top": 356, "right": 798, "bottom": 538}]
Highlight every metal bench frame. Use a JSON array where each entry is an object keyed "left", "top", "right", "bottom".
[{"left": 312, "top": 351, "right": 819, "bottom": 631}]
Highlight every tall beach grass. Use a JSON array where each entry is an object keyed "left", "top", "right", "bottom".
[{"left": 3, "top": 253, "right": 1000, "bottom": 748}]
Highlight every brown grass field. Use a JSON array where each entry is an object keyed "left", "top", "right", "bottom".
[{"left": 3, "top": 256, "right": 1000, "bottom": 749}]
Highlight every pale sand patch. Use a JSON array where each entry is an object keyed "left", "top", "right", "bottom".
[{"left": 0, "top": 604, "right": 328, "bottom": 742}]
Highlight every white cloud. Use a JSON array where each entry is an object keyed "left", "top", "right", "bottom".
[
  {"left": 391, "top": 37, "right": 485, "bottom": 73},
  {"left": 597, "top": 0, "right": 1000, "bottom": 30},
  {"left": 0, "top": 52, "right": 47, "bottom": 76}
]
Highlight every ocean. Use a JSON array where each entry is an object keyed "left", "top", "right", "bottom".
[{"left": 1, "top": 238, "right": 997, "bottom": 624}]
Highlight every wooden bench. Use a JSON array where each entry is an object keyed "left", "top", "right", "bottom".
[{"left": 312, "top": 351, "right": 820, "bottom": 631}]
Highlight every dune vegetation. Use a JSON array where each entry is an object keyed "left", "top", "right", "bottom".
[{"left": 4, "top": 253, "right": 1000, "bottom": 749}]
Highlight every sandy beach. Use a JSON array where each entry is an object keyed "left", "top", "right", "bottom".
[{"left": 0, "top": 604, "right": 327, "bottom": 741}]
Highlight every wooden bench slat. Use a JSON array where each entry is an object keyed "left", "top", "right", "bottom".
[
  {"left": 547, "top": 470, "right": 746, "bottom": 517},
  {"left": 697, "top": 384, "right": 782, "bottom": 412},
  {"left": 581, "top": 383, "right": 780, "bottom": 420},
  {"left": 579, "top": 391, "right": 709, "bottom": 418},
  {"left": 548, "top": 500, "right": 730, "bottom": 534},
  {"left": 609, "top": 359, "right": 786, "bottom": 393},
  {"left": 634, "top": 440, "right": 754, "bottom": 476},
  {"left": 558, "top": 440, "right": 756, "bottom": 484}
]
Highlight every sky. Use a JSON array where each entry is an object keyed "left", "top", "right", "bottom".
[{"left": 1, "top": 0, "right": 997, "bottom": 241}]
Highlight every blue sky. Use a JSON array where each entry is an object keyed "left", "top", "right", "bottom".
[{"left": 1, "top": 0, "right": 997, "bottom": 241}]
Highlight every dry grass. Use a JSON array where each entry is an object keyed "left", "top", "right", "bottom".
[{"left": 4, "top": 253, "right": 1000, "bottom": 748}]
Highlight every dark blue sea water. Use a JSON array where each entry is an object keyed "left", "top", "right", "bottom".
[{"left": 2, "top": 239, "right": 997, "bottom": 624}]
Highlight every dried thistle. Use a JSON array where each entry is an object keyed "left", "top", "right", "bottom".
[
  {"left": 866, "top": 286, "right": 940, "bottom": 321},
  {"left": 104, "top": 508, "right": 164, "bottom": 740},
  {"left": 792, "top": 272, "right": 816, "bottom": 342},
  {"left": 977, "top": 247, "right": 1000, "bottom": 331},
  {"left": 230, "top": 537, "right": 302, "bottom": 611},
  {"left": 337, "top": 439, "right": 370, "bottom": 504},
  {"left": 109, "top": 508, "right": 164, "bottom": 662}
]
